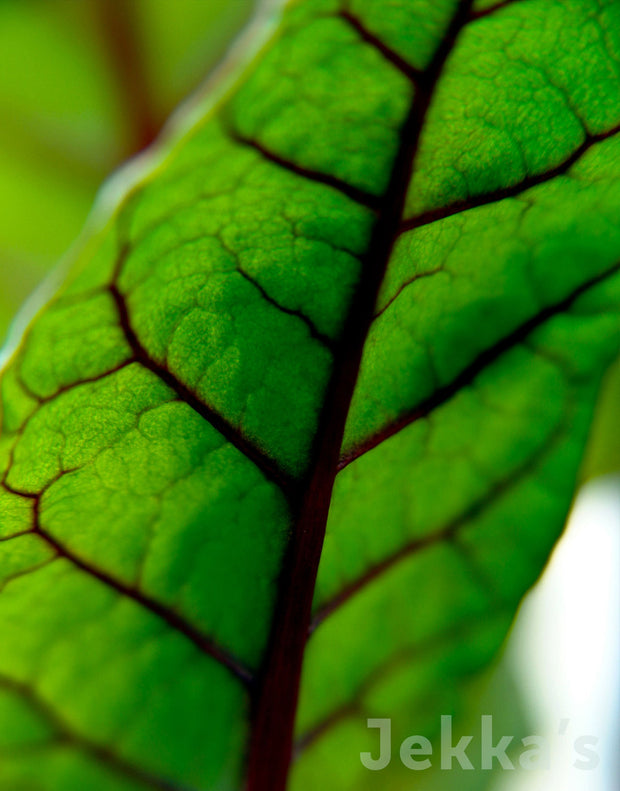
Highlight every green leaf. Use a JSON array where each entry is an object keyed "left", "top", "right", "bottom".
[{"left": 2, "top": 0, "right": 620, "bottom": 789}]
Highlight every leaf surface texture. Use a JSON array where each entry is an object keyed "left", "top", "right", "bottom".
[{"left": 2, "top": 0, "right": 620, "bottom": 789}]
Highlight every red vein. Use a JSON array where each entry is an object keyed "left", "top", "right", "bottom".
[
  {"left": 108, "top": 282, "right": 298, "bottom": 497},
  {"left": 296, "top": 611, "right": 509, "bottom": 755},
  {"left": 373, "top": 266, "right": 443, "bottom": 319},
  {"left": 15, "top": 357, "right": 136, "bottom": 408},
  {"left": 236, "top": 269, "right": 335, "bottom": 350},
  {"left": 0, "top": 675, "right": 182, "bottom": 790},
  {"left": 399, "top": 122, "right": 620, "bottom": 234},
  {"left": 314, "top": 419, "right": 566, "bottom": 632},
  {"left": 1, "top": 479, "right": 253, "bottom": 686},
  {"left": 228, "top": 130, "right": 382, "bottom": 211},
  {"left": 340, "top": 257, "right": 620, "bottom": 471},
  {"left": 245, "top": 4, "right": 476, "bottom": 790},
  {"left": 469, "top": 0, "right": 526, "bottom": 21},
  {"left": 40, "top": 527, "right": 253, "bottom": 683},
  {"left": 338, "top": 10, "right": 423, "bottom": 83}
]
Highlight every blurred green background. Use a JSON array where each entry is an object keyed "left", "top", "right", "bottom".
[{"left": 0, "top": 0, "right": 255, "bottom": 344}]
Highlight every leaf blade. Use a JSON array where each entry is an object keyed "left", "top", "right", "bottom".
[{"left": 2, "top": 1, "right": 620, "bottom": 789}]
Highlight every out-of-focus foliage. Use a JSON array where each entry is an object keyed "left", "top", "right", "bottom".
[
  {"left": 0, "top": 0, "right": 255, "bottom": 342},
  {"left": 583, "top": 355, "right": 620, "bottom": 480}
]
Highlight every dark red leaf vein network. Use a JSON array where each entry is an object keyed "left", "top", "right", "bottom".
[
  {"left": 0, "top": 672, "right": 187, "bottom": 791},
  {"left": 0, "top": 471, "right": 254, "bottom": 686},
  {"left": 245, "top": 3, "right": 481, "bottom": 790},
  {"left": 1, "top": 1, "right": 616, "bottom": 790},
  {"left": 399, "top": 121, "right": 620, "bottom": 233}
]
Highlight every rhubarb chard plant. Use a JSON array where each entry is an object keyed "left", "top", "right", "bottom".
[{"left": 1, "top": 0, "right": 620, "bottom": 789}]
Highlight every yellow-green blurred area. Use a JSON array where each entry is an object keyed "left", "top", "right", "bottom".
[{"left": 0, "top": 0, "right": 255, "bottom": 344}]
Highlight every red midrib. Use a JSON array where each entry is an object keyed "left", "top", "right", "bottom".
[{"left": 245, "top": 3, "right": 477, "bottom": 790}]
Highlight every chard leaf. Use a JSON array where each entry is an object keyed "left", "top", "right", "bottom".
[{"left": 1, "top": 0, "right": 620, "bottom": 789}]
